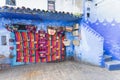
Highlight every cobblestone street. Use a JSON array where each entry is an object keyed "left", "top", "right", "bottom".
[{"left": 0, "top": 61, "right": 120, "bottom": 80}]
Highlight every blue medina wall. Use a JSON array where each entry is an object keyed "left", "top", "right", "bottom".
[
  {"left": 0, "top": 18, "right": 76, "bottom": 66},
  {"left": 0, "top": 18, "right": 11, "bottom": 64},
  {"left": 0, "top": 6, "right": 82, "bottom": 66},
  {"left": 84, "top": 0, "right": 120, "bottom": 60},
  {"left": 85, "top": 20, "right": 120, "bottom": 60}
]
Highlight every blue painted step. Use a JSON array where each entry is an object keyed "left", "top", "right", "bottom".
[
  {"left": 103, "top": 55, "right": 112, "bottom": 62},
  {"left": 105, "top": 60, "right": 120, "bottom": 70}
]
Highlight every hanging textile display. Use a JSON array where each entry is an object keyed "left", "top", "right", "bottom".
[
  {"left": 28, "top": 32, "right": 36, "bottom": 63},
  {"left": 51, "top": 33, "right": 57, "bottom": 61},
  {"left": 13, "top": 24, "right": 66, "bottom": 63},
  {"left": 15, "top": 32, "right": 24, "bottom": 62},
  {"left": 46, "top": 34, "right": 51, "bottom": 62},
  {"left": 48, "top": 27, "right": 56, "bottom": 62},
  {"left": 47, "top": 27, "right": 66, "bottom": 62},
  {"left": 35, "top": 33, "right": 40, "bottom": 63},
  {"left": 56, "top": 33, "right": 61, "bottom": 61},
  {"left": 55, "top": 32, "right": 60, "bottom": 61},
  {"left": 38, "top": 30, "right": 47, "bottom": 63},
  {"left": 21, "top": 32, "right": 29, "bottom": 63},
  {"left": 57, "top": 28, "right": 65, "bottom": 61}
]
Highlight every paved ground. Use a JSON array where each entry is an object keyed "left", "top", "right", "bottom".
[{"left": 0, "top": 61, "right": 120, "bottom": 80}]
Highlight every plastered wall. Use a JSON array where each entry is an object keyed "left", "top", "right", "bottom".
[{"left": 84, "top": 0, "right": 120, "bottom": 60}]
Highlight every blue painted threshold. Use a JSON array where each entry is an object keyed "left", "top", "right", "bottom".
[{"left": 105, "top": 60, "right": 120, "bottom": 70}]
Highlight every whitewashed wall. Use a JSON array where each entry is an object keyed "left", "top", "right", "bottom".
[
  {"left": 85, "top": 0, "right": 120, "bottom": 22},
  {"left": 0, "top": 0, "right": 82, "bottom": 14},
  {"left": 16, "top": 0, "right": 47, "bottom": 10},
  {"left": 0, "top": 0, "right": 5, "bottom": 6},
  {"left": 80, "top": 23, "right": 104, "bottom": 66},
  {"left": 0, "top": 30, "right": 10, "bottom": 57},
  {"left": 0, "top": 18, "right": 10, "bottom": 57}
]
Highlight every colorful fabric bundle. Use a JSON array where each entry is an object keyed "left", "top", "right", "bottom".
[
  {"left": 14, "top": 27, "right": 66, "bottom": 63},
  {"left": 35, "top": 33, "right": 40, "bottom": 63},
  {"left": 51, "top": 33, "right": 57, "bottom": 61},
  {"left": 21, "top": 32, "right": 29, "bottom": 63},
  {"left": 56, "top": 33, "right": 61, "bottom": 61},
  {"left": 15, "top": 32, "right": 24, "bottom": 62},
  {"left": 38, "top": 30, "right": 47, "bottom": 63},
  {"left": 46, "top": 34, "right": 51, "bottom": 62},
  {"left": 28, "top": 32, "right": 35, "bottom": 63}
]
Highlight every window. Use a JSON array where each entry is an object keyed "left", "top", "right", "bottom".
[
  {"left": 48, "top": 0, "right": 55, "bottom": 11},
  {"left": 1, "top": 36, "right": 7, "bottom": 45},
  {"left": 6, "top": 0, "right": 16, "bottom": 6}
]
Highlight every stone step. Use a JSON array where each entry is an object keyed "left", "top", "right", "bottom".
[
  {"left": 103, "top": 55, "right": 112, "bottom": 62},
  {"left": 105, "top": 60, "right": 120, "bottom": 70}
]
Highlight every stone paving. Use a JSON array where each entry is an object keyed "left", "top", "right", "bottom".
[{"left": 0, "top": 61, "right": 120, "bottom": 80}]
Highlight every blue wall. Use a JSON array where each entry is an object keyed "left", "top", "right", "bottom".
[
  {"left": 0, "top": 18, "right": 11, "bottom": 64},
  {"left": 0, "top": 18, "right": 77, "bottom": 66},
  {"left": 85, "top": 20, "right": 120, "bottom": 60}
]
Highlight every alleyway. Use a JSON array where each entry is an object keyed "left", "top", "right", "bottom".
[{"left": 0, "top": 61, "right": 120, "bottom": 80}]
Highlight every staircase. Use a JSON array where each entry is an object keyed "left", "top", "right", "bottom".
[
  {"left": 80, "top": 23, "right": 104, "bottom": 66},
  {"left": 82, "top": 20, "right": 120, "bottom": 71},
  {"left": 104, "top": 55, "right": 112, "bottom": 62},
  {"left": 104, "top": 55, "right": 120, "bottom": 70}
]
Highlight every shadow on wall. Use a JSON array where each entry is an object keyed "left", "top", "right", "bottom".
[{"left": 85, "top": 19, "right": 120, "bottom": 60}]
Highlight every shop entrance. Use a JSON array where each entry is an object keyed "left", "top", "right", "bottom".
[{"left": 14, "top": 26, "right": 65, "bottom": 63}]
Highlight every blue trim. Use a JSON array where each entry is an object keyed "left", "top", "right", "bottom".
[{"left": 0, "top": 11, "right": 81, "bottom": 22}]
